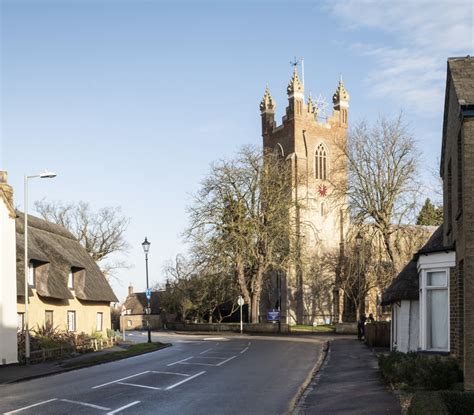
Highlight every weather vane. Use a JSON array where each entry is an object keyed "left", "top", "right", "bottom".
[
  {"left": 289, "top": 57, "right": 305, "bottom": 88},
  {"left": 290, "top": 57, "right": 300, "bottom": 68}
]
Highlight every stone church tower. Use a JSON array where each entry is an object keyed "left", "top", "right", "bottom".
[{"left": 260, "top": 68, "right": 349, "bottom": 324}]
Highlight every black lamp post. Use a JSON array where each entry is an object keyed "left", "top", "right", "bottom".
[
  {"left": 355, "top": 231, "right": 363, "bottom": 316},
  {"left": 142, "top": 237, "right": 151, "bottom": 343}
]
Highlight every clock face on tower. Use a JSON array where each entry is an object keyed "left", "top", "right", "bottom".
[{"left": 318, "top": 184, "right": 328, "bottom": 197}]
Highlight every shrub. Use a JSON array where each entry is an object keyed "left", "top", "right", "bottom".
[
  {"left": 441, "top": 391, "right": 474, "bottom": 415},
  {"left": 379, "top": 351, "right": 463, "bottom": 390},
  {"left": 408, "top": 392, "right": 447, "bottom": 415}
]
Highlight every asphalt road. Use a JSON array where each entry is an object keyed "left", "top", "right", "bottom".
[{"left": 0, "top": 332, "right": 324, "bottom": 415}]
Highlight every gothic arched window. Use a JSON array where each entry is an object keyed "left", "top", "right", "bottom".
[
  {"left": 315, "top": 143, "right": 327, "bottom": 180},
  {"left": 275, "top": 143, "right": 284, "bottom": 159}
]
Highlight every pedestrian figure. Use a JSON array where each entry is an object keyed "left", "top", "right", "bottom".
[
  {"left": 368, "top": 313, "right": 375, "bottom": 323},
  {"left": 357, "top": 313, "right": 367, "bottom": 340}
]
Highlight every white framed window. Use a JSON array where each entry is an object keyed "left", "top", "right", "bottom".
[
  {"left": 17, "top": 313, "right": 24, "bottom": 332},
  {"left": 45, "top": 310, "right": 53, "bottom": 327},
  {"left": 420, "top": 268, "right": 449, "bottom": 351},
  {"left": 68, "top": 271, "right": 74, "bottom": 289},
  {"left": 28, "top": 262, "right": 35, "bottom": 286},
  {"left": 127, "top": 320, "right": 132, "bottom": 327},
  {"left": 96, "top": 312, "right": 103, "bottom": 331},
  {"left": 67, "top": 311, "right": 76, "bottom": 332}
]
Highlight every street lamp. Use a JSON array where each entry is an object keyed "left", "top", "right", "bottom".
[
  {"left": 141, "top": 237, "right": 152, "bottom": 343},
  {"left": 24, "top": 170, "right": 57, "bottom": 362},
  {"left": 355, "top": 231, "right": 363, "bottom": 317}
]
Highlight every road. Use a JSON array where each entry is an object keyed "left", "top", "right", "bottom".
[{"left": 0, "top": 332, "right": 324, "bottom": 415}]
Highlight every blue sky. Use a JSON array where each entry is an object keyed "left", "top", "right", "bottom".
[{"left": 1, "top": 0, "right": 472, "bottom": 301}]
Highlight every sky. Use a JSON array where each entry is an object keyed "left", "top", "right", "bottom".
[{"left": 1, "top": 0, "right": 473, "bottom": 302}]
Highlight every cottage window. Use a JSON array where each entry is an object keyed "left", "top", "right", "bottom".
[
  {"left": 17, "top": 313, "right": 24, "bottom": 332},
  {"left": 68, "top": 271, "right": 74, "bottom": 289},
  {"left": 127, "top": 320, "right": 132, "bottom": 327},
  {"left": 96, "top": 312, "right": 103, "bottom": 331},
  {"left": 28, "top": 262, "right": 35, "bottom": 287},
  {"left": 315, "top": 144, "right": 328, "bottom": 180},
  {"left": 67, "top": 311, "right": 76, "bottom": 332},
  {"left": 45, "top": 310, "right": 53, "bottom": 327},
  {"left": 420, "top": 269, "right": 449, "bottom": 351}
]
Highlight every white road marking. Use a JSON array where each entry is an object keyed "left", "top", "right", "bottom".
[
  {"left": 176, "top": 361, "right": 217, "bottom": 366},
  {"left": 167, "top": 356, "right": 194, "bottom": 366},
  {"left": 240, "top": 347, "right": 249, "bottom": 354},
  {"left": 92, "top": 371, "right": 150, "bottom": 389},
  {"left": 199, "top": 348, "right": 213, "bottom": 354},
  {"left": 106, "top": 401, "right": 140, "bottom": 415},
  {"left": 59, "top": 399, "right": 110, "bottom": 410},
  {"left": 194, "top": 356, "right": 228, "bottom": 360},
  {"left": 203, "top": 337, "right": 228, "bottom": 341},
  {"left": 4, "top": 399, "right": 58, "bottom": 414},
  {"left": 117, "top": 382, "right": 161, "bottom": 390},
  {"left": 151, "top": 370, "right": 190, "bottom": 377},
  {"left": 216, "top": 355, "right": 237, "bottom": 366},
  {"left": 165, "top": 371, "right": 206, "bottom": 390}
]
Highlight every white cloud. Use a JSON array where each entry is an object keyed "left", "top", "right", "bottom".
[{"left": 323, "top": 0, "right": 473, "bottom": 117}]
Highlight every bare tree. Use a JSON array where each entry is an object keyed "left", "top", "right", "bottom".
[
  {"left": 34, "top": 200, "right": 130, "bottom": 276},
  {"left": 334, "top": 114, "right": 420, "bottom": 270},
  {"left": 186, "top": 146, "right": 296, "bottom": 323}
]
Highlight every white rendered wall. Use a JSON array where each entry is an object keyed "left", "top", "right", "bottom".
[
  {"left": 0, "top": 200, "right": 18, "bottom": 364},
  {"left": 392, "top": 300, "right": 419, "bottom": 353}
]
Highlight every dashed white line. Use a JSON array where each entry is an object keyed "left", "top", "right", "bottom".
[
  {"left": 216, "top": 355, "right": 237, "bottom": 366},
  {"left": 4, "top": 399, "right": 58, "bottom": 414},
  {"left": 167, "top": 356, "right": 194, "bottom": 366},
  {"left": 92, "top": 371, "right": 150, "bottom": 389},
  {"left": 59, "top": 399, "right": 110, "bottom": 410},
  {"left": 240, "top": 347, "right": 249, "bottom": 354},
  {"left": 199, "top": 348, "right": 213, "bottom": 355},
  {"left": 165, "top": 371, "right": 206, "bottom": 390},
  {"left": 106, "top": 401, "right": 140, "bottom": 415},
  {"left": 194, "top": 356, "right": 228, "bottom": 360},
  {"left": 117, "top": 382, "right": 161, "bottom": 390}
]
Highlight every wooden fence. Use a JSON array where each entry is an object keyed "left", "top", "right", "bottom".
[{"left": 365, "top": 322, "right": 390, "bottom": 347}]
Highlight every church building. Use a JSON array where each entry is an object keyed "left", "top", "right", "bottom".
[{"left": 260, "top": 68, "right": 350, "bottom": 324}]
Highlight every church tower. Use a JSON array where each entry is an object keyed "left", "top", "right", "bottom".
[{"left": 260, "top": 68, "right": 349, "bottom": 324}]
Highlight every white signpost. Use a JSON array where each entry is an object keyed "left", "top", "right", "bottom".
[
  {"left": 237, "top": 295, "right": 244, "bottom": 334},
  {"left": 121, "top": 304, "right": 127, "bottom": 341}
]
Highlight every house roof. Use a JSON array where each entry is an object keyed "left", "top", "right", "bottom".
[
  {"left": 381, "top": 259, "right": 419, "bottom": 306},
  {"left": 381, "top": 225, "right": 454, "bottom": 305},
  {"left": 123, "top": 291, "right": 163, "bottom": 315},
  {"left": 441, "top": 56, "right": 474, "bottom": 174},
  {"left": 16, "top": 212, "right": 118, "bottom": 303}
]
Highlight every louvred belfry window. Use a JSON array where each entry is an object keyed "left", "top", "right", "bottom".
[{"left": 315, "top": 144, "right": 327, "bottom": 180}]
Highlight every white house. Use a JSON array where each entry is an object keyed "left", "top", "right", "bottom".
[{"left": 0, "top": 171, "right": 18, "bottom": 364}]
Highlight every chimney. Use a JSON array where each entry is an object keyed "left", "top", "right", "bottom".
[
  {"left": 0, "top": 171, "right": 14, "bottom": 211},
  {"left": 128, "top": 284, "right": 133, "bottom": 296}
]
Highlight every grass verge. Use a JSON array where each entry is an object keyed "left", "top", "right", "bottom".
[
  {"left": 61, "top": 342, "right": 170, "bottom": 369},
  {"left": 290, "top": 324, "right": 335, "bottom": 333}
]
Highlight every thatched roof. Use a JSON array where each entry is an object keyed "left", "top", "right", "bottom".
[
  {"left": 16, "top": 212, "right": 118, "bottom": 303},
  {"left": 123, "top": 291, "right": 163, "bottom": 315},
  {"left": 381, "top": 225, "right": 454, "bottom": 306}
]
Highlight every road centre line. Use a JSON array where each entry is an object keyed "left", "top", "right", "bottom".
[
  {"left": 106, "top": 401, "right": 140, "bottom": 415},
  {"left": 167, "top": 356, "right": 194, "bottom": 366},
  {"left": 217, "top": 355, "right": 237, "bottom": 366},
  {"left": 151, "top": 370, "right": 190, "bottom": 377},
  {"left": 199, "top": 348, "right": 213, "bottom": 354},
  {"left": 92, "top": 371, "right": 150, "bottom": 389},
  {"left": 4, "top": 399, "right": 58, "bottom": 414},
  {"left": 117, "top": 382, "right": 161, "bottom": 391},
  {"left": 240, "top": 347, "right": 249, "bottom": 354},
  {"left": 59, "top": 399, "right": 110, "bottom": 411},
  {"left": 165, "top": 371, "right": 206, "bottom": 390}
]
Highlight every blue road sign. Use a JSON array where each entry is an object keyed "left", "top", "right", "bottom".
[
  {"left": 146, "top": 288, "right": 151, "bottom": 300},
  {"left": 267, "top": 309, "right": 280, "bottom": 322}
]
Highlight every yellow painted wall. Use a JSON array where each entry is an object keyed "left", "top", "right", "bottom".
[{"left": 17, "top": 289, "right": 111, "bottom": 335}]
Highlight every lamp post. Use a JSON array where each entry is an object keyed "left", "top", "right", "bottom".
[
  {"left": 24, "top": 171, "right": 56, "bottom": 362},
  {"left": 141, "top": 237, "right": 151, "bottom": 343},
  {"left": 355, "top": 231, "right": 363, "bottom": 316}
]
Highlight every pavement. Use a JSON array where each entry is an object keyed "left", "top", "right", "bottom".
[
  {"left": 0, "top": 344, "right": 132, "bottom": 384},
  {"left": 294, "top": 338, "right": 401, "bottom": 414}
]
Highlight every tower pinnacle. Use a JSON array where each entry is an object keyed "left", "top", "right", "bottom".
[
  {"left": 332, "top": 76, "right": 350, "bottom": 109},
  {"left": 260, "top": 85, "right": 276, "bottom": 112},
  {"left": 287, "top": 67, "right": 304, "bottom": 96}
]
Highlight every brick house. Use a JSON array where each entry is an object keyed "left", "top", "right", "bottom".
[
  {"left": 121, "top": 285, "right": 163, "bottom": 330},
  {"left": 382, "top": 56, "right": 474, "bottom": 390}
]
